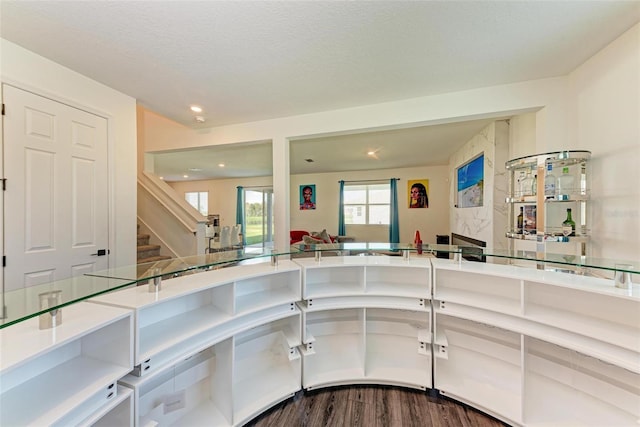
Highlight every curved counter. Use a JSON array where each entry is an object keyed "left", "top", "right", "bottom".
[{"left": 0, "top": 247, "right": 638, "bottom": 426}]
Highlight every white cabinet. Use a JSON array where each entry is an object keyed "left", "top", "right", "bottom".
[
  {"left": 0, "top": 302, "right": 133, "bottom": 426},
  {"left": 296, "top": 256, "right": 431, "bottom": 391},
  {"left": 432, "top": 258, "right": 640, "bottom": 426}
]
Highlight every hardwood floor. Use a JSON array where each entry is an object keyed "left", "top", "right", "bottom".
[{"left": 247, "top": 386, "right": 508, "bottom": 427}]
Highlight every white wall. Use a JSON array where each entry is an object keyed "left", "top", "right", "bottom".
[
  {"left": 290, "top": 165, "right": 449, "bottom": 243},
  {"left": 566, "top": 23, "right": 640, "bottom": 261},
  {"left": 1, "top": 39, "right": 138, "bottom": 268}
]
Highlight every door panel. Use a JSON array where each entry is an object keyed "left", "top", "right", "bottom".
[{"left": 3, "top": 84, "right": 109, "bottom": 291}]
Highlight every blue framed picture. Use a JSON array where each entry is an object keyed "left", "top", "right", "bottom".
[{"left": 457, "top": 154, "right": 484, "bottom": 208}]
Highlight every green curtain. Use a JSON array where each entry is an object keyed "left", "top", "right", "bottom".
[
  {"left": 236, "top": 186, "right": 246, "bottom": 246},
  {"left": 338, "top": 180, "right": 346, "bottom": 236},
  {"left": 389, "top": 179, "right": 399, "bottom": 243}
]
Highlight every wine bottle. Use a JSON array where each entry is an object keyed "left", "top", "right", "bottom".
[
  {"left": 544, "top": 163, "right": 556, "bottom": 199},
  {"left": 517, "top": 207, "right": 524, "bottom": 234},
  {"left": 562, "top": 208, "right": 575, "bottom": 237}
]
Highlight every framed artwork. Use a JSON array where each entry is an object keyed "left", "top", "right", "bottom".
[
  {"left": 456, "top": 154, "right": 484, "bottom": 208},
  {"left": 408, "top": 179, "right": 429, "bottom": 208},
  {"left": 299, "top": 184, "right": 316, "bottom": 210}
]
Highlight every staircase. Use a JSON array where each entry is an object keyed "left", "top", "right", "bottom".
[{"left": 137, "top": 225, "right": 172, "bottom": 264}]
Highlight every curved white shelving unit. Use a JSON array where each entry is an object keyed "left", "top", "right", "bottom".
[
  {"left": 0, "top": 302, "right": 133, "bottom": 426},
  {"left": 1, "top": 252, "right": 638, "bottom": 426},
  {"left": 432, "top": 257, "right": 640, "bottom": 426}
]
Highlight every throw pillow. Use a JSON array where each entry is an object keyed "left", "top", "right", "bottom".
[
  {"left": 310, "top": 229, "right": 333, "bottom": 243},
  {"left": 303, "top": 235, "right": 325, "bottom": 244},
  {"left": 319, "top": 229, "right": 332, "bottom": 243}
]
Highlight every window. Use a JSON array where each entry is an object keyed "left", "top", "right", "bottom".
[
  {"left": 344, "top": 183, "right": 390, "bottom": 225},
  {"left": 185, "top": 191, "right": 208, "bottom": 215}
]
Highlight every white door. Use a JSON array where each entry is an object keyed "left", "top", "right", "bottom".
[{"left": 3, "top": 84, "right": 109, "bottom": 291}]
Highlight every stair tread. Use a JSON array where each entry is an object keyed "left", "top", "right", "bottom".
[
  {"left": 137, "top": 244, "right": 161, "bottom": 252},
  {"left": 137, "top": 255, "right": 172, "bottom": 264}
]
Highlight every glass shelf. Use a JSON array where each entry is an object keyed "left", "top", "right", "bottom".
[
  {"left": 1, "top": 243, "right": 636, "bottom": 329},
  {"left": 505, "top": 150, "right": 591, "bottom": 169}
]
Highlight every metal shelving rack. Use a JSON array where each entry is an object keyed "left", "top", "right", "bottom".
[{"left": 505, "top": 150, "right": 591, "bottom": 261}]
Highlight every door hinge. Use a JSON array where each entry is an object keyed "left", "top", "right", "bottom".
[
  {"left": 1, "top": 103, "right": 4, "bottom": 116},
  {"left": 1, "top": 179, "right": 6, "bottom": 191},
  {"left": 3, "top": 256, "right": 6, "bottom": 267}
]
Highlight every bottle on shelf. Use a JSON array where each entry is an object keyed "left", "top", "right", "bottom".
[
  {"left": 557, "top": 166, "right": 574, "bottom": 196},
  {"left": 562, "top": 208, "right": 576, "bottom": 237},
  {"left": 544, "top": 163, "right": 557, "bottom": 199},
  {"left": 414, "top": 230, "right": 423, "bottom": 254},
  {"left": 517, "top": 206, "right": 524, "bottom": 234},
  {"left": 532, "top": 173, "right": 537, "bottom": 196},
  {"left": 521, "top": 170, "right": 534, "bottom": 198},
  {"left": 517, "top": 171, "right": 525, "bottom": 197}
]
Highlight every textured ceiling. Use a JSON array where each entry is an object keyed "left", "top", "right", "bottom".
[{"left": 2, "top": 1, "right": 639, "bottom": 180}]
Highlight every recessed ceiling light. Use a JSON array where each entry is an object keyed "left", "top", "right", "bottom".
[
  {"left": 190, "top": 105, "right": 202, "bottom": 113},
  {"left": 218, "top": 163, "right": 225, "bottom": 167},
  {"left": 367, "top": 151, "right": 376, "bottom": 156},
  {"left": 183, "top": 174, "right": 189, "bottom": 178},
  {"left": 159, "top": 176, "right": 164, "bottom": 180}
]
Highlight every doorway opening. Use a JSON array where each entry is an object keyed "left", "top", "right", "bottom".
[{"left": 244, "top": 188, "right": 274, "bottom": 250}]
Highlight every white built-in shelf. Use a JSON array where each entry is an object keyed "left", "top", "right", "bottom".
[
  {"left": 524, "top": 338, "right": 640, "bottom": 426},
  {"left": 232, "top": 315, "right": 302, "bottom": 425},
  {"left": 0, "top": 302, "right": 132, "bottom": 427},
  {"left": 524, "top": 280, "right": 640, "bottom": 353},
  {"left": 301, "top": 305, "right": 431, "bottom": 390},
  {"left": 91, "top": 260, "right": 301, "bottom": 375},
  {"left": 435, "top": 315, "right": 522, "bottom": 425},
  {"left": 78, "top": 385, "right": 133, "bottom": 427},
  {"left": 296, "top": 256, "right": 430, "bottom": 302},
  {"left": 434, "top": 267, "right": 521, "bottom": 315}
]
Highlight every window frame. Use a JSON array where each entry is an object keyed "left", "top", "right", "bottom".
[
  {"left": 185, "top": 191, "right": 208, "bottom": 216},
  {"left": 343, "top": 182, "right": 390, "bottom": 225}
]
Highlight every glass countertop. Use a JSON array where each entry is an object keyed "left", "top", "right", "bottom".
[{"left": 1, "top": 243, "right": 637, "bottom": 329}]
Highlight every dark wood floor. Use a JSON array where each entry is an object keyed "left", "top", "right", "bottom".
[{"left": 247, "top": 386, "right": 508, "bottom": 427}]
